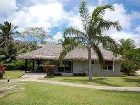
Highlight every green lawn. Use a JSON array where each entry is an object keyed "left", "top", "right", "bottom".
[
  {"left": 0, "top": 81, "right": 140, "bottom": 105},
  {"left": 3, "top": 70, "right": 24, "bottom": 79},
  {"left": 44, "top": 76, "right": 140, "bottom": 87}
]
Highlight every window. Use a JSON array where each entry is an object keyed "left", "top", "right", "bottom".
[
  {"left": 92, "top": 60, "right": 95, "bottom": 64},
  {"left": 103, "top": 61, "right": 113, "bottom": 71},
  {"left": 57, "top": 61, "right": 73, "bottom": 73}
]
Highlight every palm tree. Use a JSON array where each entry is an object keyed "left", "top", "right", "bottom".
[
  {"left": 59, "top": 0, "right": 122, "bottom": 80},
  {"left": 0, "top": 21, "right": 18, "bottom": 62},
  {"left": 0, "top": 21, "right": 18, "bottom": 48}
]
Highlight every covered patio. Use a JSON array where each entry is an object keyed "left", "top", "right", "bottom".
[{"left": 17, "top": 43, "right": 73, "bottom": 73}]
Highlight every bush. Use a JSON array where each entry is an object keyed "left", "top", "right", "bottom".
[
  {"left": 3, "top": 60, "right": 25, "bottom": 70},
  {"left": 53, "top": 73, "right": 62, "bottom": 76},
  {"left": 44, "top": 65, "right": 55, "bottom": 77},
  {"left": 0, "top": 65, "right": 6, "bottom": 79},
  {"left": 121, "top": 63, "right": 138, "bottom": 76},
  {"left": 73, "top": 73, "right": 86, "bottom": 76},
  {"left": 0, "top": 72, "right": 3, "bottom": 79}
]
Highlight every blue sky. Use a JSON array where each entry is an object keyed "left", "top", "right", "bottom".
[{"left": 0, "top": 0, "right": 140, "bottom": 46}]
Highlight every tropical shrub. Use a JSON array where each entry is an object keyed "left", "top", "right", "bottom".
[
  {"left": 53, "top": 73, "right": 62, "bottom": 76},
  {"left": 0, "top": 72, "right": 3, "bottom": 79},
  {"left": 121, "top": 63, "right": 138, "bottom": 76},
  {"left": 73, "top": 73, "right": 86, "bottom": 76},
  {"left": 3, "top": 60, "right": 25, "bottom": 70},
  {"left": 0, "top": 65, "right": 6, "bottom": 79},
  {"left": 119, "top": 38, "right": 140, "bottom": 76},
  {"left": 44, "top": 65, "right": 55, "bottom": 77}
]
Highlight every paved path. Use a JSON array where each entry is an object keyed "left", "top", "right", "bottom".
[
  {"left": 19, "top": 79, "right": 140, "bottom": 92},
  {"left": 21, "top": 73, "right": 46, "bottom": 79}
]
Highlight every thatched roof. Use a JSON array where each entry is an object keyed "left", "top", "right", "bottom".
[{"left": 17, "top": 43, "right": 121, "bottom": 61}]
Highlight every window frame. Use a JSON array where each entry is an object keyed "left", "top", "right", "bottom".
[
  {"left": 57, "top": 60, "right": 73, "bottom": 73},
  {"left": 103, "top": 60, "right": 114, "bottom": 71}
]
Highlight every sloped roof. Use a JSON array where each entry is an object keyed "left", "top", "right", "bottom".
[{"left": 17, "top": 43, "right": 121, "bottom": 61}]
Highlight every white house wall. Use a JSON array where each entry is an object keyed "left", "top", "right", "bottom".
[{"left": 73, "top": 60, "right": 121, "bottom": 76}]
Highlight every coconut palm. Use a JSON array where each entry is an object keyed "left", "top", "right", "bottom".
[
  {"left": 0, "top": 21, "right": 18, "bottom": 62},
  {"left": 0, "top": 21, "right": 18, "bottom": 48},
  {"left": 59, "top": 0, "right": 122, "bottom": 80}
]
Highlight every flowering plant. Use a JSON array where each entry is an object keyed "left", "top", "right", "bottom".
[
  {"left": 0, "top": 65, "right": 6, "bottom": 79},
  {"left": 0, "top": 65, "right": 5, "bottom": 73}
]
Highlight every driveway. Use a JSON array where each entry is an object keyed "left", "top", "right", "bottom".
[{"left": 21, "top": 73, "right": 46, "bottom": 79}]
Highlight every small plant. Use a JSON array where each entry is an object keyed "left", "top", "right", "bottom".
[
  {"left": 0, "top": 65, "right": 6, "bottom": 79},
  {"left": 44, "top": 65, "right": 55, "bottom": 78},
  {"left": 73, "top": 73, "right": 86, "bottom": 76},
  {"left": 121, "top": 63, "right": 137, "bottom": 76},
  {"left": 53, "top": 73, "right": 62, "bottom": 76}
]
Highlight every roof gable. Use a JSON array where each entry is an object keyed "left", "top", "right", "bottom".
[{"left": 17, "top": 43, "right": 121, "bottom": 60}]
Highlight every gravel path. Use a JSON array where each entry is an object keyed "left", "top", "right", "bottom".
[{"left": 19, "top": 79, "right": 140, "bottom": 92}]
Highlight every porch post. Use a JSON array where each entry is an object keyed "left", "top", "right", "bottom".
[
  {"left": 25, "top": 59, "right": 28, "bottom": 73},
  {"left": 32, "top": 59, "right": 35, "bottom": 72},
  {"left": 55, "top": 60, "right": 58, "bottom": 73},
  {"left": 37, "top": 60, "right": 40, "bottom": 68}
]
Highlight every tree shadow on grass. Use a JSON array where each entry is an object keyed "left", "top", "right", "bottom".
[
  {"left": 91, "top": 78, "right": 120, "bottom": 87},
  {"left": 123, "top": 78, "right": 140, "bottom": 87},
  {"left": 61, "top": 78, "right": 88, "bottom": 84},
  {"left": 62, "top": 77, "right": 120, "bottom": 87}
]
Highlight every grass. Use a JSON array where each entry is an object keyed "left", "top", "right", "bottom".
[
  {"left": 0, "top": 81, "right": 24, "bottom": 98},
  {"left": 0, "top": 81, "right": 140, "bottom": 105},
  {"left": 3, "top": 70, "right": 24, "bottom": 79},
  {"left": 43, "top": 76, "right": 140, "bottom": 87}
]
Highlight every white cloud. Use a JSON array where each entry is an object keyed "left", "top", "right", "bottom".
[
  {"left": 0, "top": 0, "right": 17, "bottom": 22},
  {"left": 45, "top": 31, "right": 63, "bottom": 43},
  {"left": 0, "top": 0, "right": 17, "bottom": 14},
  {"left": 106, "top": 30, "right": 140, "bottom": 47},
  {"left": 7, "top": 2, "right": 66, "bottom": 33},
  {"left": 135, "top": 26, "right": 140, "bottom": 34},
  {"left": 53, "top": 31, "right": 63, "bottom": 41},
  {"left": 98, "top": 0, "right": 108, "bottom": 5},
  {"left": 103, "top": 4, "right": 131, "bottom": 30},
  {"left": 66, "top": 14, "right": 83, "bottom": 30},
  {"left": 0, "top": 0, "right": 139, "bottom": 46}
]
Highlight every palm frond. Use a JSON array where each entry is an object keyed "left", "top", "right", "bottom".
[
  {"left": 98, "top": 20, "right": 122, "bottom": 31},
  {"left": 92, "top": 5, "right": 114, "bottom": 18},
  {"left": 91, "top": 44, "right": 104, "bottom": 68},
  {"left": 79, "top": 0, "right": 90, "bottom": 32},
  {"left": 97, "top": 35, "right": 120, "bottom": 54},
  {"left": 63, "top": 27, "right": 88, "bottom": 44},
  {"left": 58, "top": 37, "right": 79, "bottom": 62},
  {"left": 64, "top": 27, "right": 87, "bottom": 38}
]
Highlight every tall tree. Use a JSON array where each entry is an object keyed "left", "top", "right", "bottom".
[
  {"left": 119, "top": 38, "right": 140, "bottom": 75},
  {"left": 0, "top": 21, "right": 18, "bottom": 63},
  {"left": 0, "top": 21, "right": 18, "bottom": 48},
  {"left": 21, "top": 27, "right": 47, "bottom": 44},
  {"left": 59, "top": 0, "right": 122, "bottom": 80}
]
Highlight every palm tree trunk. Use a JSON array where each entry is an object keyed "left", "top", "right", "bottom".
[{"left": 87, "top": 47, "right": 92, "bottom": 81}]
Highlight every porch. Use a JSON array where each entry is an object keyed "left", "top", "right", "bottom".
[{"left": 24, "top": 59, "right": 73, "bottom": 74}]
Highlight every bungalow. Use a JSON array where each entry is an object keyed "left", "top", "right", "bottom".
[{"left": 17, "top": 43, "right": 122, "bottom": 76}]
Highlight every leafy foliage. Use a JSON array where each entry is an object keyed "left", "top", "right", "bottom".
[
  {"left": 15, "top": 41, "right": 39, "bottom": 54},
  {"left": 0, "top": 65, "right": 6, "bottom": 79},
  {"left": 44, "top": 65, "right": 55, "bottom": 77},
  {"left": 0, "top": 21, "right": 18, "bottom": 63},
  {"left": 21, "top": 27, "right": 48, "bottom": 44},
  {"left": 119, "top": 38, "right": 140, "bottom": 75}
]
